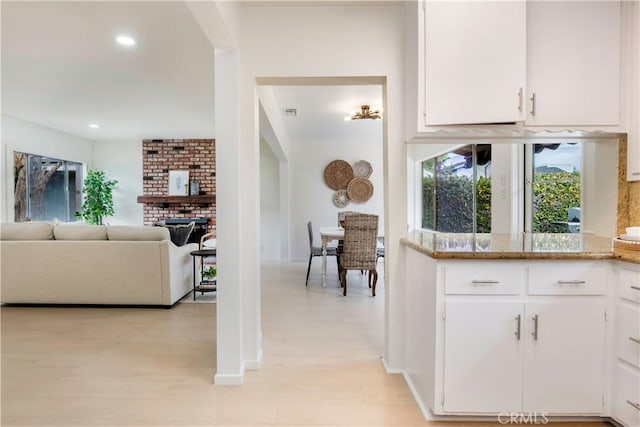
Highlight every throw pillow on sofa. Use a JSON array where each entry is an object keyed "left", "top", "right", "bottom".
[{"left": 153, "top": 221, "right": 194, "bottom": 247}]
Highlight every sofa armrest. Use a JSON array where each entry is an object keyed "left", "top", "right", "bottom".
[{"left": 164, "top": 241, "right": 199, "bottom": 305}]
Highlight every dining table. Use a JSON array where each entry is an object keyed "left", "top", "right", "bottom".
[{"left": 318, "top": 226, "right": 384, "bottom": 287}]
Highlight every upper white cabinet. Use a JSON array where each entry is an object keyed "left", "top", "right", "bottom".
[
  {"left": 623, "top": 1, "right": 640, "bottom": 181},
  {"left": 421, "top": 0, "right": 621, "bottom": 127},
  {"left": 525, "top": 1, "right": 620, "bottom": 126},
  {"left": 424, "top": 1, "right": 526, "bottom": 125}
]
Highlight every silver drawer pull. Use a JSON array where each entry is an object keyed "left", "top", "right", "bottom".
[
  {"left": 556, "top": 280, "right": 587, "bottom": 285},
  {"left": 632, "top": 172, "right": 640, "bottom": 176},
  {"left": 631, "top": 285, "right": 640, "bottom": 291},
  {"left": 471, "top": 280, "right": 499, "bottom": 285},
  {"left": 630, "top": 337, "right": 640, "bottom": 345},
  {"left": 627, "top": 400, "right": 640, "bottom": 411}
]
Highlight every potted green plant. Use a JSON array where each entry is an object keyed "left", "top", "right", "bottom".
[
  {"left": 77, "top": 169, "right": 118, "bottom": 225},
  {"left": 201, "top": 266, "right": 217, "bottom": 283}
]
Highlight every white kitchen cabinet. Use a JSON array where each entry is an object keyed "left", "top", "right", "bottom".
[
  {"left": 612, "top": 262, "right": 640, "bottom": 427},
  {"left": 423, "top": 1, "right": 526, "bottom": 125},
  {"left": 442, "top": 300, "right": 605, "bottom": 414},
  {"left": 624, "top": 1, "right": 640, "bottom": 181},
  {"left": 525, "top": 1, "right": 621, "bottom": 126},
  {"left": 419, "top": 0, "right": 620, "bottom": 128},
  {"left": 401, "top": 253, "right": 613, "bottom": 418},
  {"left": 523, "top": 302, "right": 605, "bottom": 414},
  {"left": 443, "top": 302, "right": 523, "bottom": 413}
]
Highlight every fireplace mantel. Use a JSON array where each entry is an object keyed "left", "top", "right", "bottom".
[{"left": 136, "top": 195, "right": 216, "bottom": 207}]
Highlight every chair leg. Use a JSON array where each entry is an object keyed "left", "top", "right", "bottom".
[
  {"left": 370, "top": 270, "right": 378, "bottom": 297},
  {"left": 340, "top": 270, "right": 347, "bottom": 296},
  {"left": 305, "top": 255, "right": 313, "bottom": 286}
]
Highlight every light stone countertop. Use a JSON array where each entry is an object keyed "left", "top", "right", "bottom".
[{"left": 401, "top": 230, "right": 640, "bottom": 262}]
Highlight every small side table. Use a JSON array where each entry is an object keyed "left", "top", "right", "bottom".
[{"left": 190, "top": 249, "right": 217, "bottom": 301}]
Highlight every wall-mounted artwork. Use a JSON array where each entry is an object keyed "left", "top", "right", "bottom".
[
  {"left": 324, "top": 159, "right": 374, "bottom": 207},
  {"left": 168, "top": 170, "right": 189, "bottom": 195}
]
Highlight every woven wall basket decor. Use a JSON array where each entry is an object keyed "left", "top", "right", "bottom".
[
  {"left": 352, "top": 160, "right": 373, "bottom": 178},
  {"left": 324, "top": 160, "right": 354, "bottom": 190},
  {"left": 346, "top": 177, "right": 374, "bottom": 203},
  {"left": 332, "top": 190, "right": 350, "bottom": 208}
]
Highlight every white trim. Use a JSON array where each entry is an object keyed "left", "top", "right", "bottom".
[
  {"left": 402, "top": 371, "right": 435, "bottom": 421},
  {"left": 380, "top": 356, "right": 403, "bottom": 374},
  {"left": 214, "top": 371, "right": 244, "bottom": 385},
  {"left": 244, "top": 349, "right": 263, "bottom": 370}
]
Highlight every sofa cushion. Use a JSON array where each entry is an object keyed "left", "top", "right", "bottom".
[
  {"left": 107, "top": 225, "right": 170, "bottom": 241},
  {"left": 0, "top": 222, "right": 54, "bottom": 240},
  {"left": 154, "top": 221, "right": 194, "bottom": 247},
  {"left": 54, "top": 224, "right": 108, "bottom": 240}
]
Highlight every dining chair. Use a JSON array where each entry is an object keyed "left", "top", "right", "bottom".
[
  {"left": 338, "top": 212, "right": 379, "bottom": 296},
  {"left": 306, "top": 221, "right": 339, "bottom": 286}
]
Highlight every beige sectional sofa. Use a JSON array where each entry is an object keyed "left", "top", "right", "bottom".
[{"left": 0, "top": 222, "right": 197, "bottom": 306}]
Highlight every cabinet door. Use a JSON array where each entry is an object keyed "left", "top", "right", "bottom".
[
  {"left": 443, "top": 302, "right": 523, "bottom": 413},
  {"left": 626, "top": 1, "right": 640, "bottom": 181},
  {"left": 523, "top": 301, "right": 605, "bottom": 414},
  {"left": 424, "top": 1, "right": 526, "bottom": 125},
  {"left": 526, "top": 1, "right": 620, "bottom": 126}
]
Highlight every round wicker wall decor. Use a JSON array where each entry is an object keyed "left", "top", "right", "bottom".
[
  {"left": 332, "top": 190, "right": 350, "bottom": 208},
  {"left": 352, "top": 160, "right": 373, "bottom": 178},
  {"left": 324, "top": 160, "right": 354, "bottom": 190},
  {"left": 346, "top": 177, "right": 374, "bottom": 203}
]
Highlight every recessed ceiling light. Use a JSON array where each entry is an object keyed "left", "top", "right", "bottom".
[
  {"left": 88, "top": 123, "right": 100, "bottom": 129},
  {"left": 116, "top": 35, "right": 136, "bottom": 46}
]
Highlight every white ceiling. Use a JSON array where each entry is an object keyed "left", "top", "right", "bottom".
[
  {"left": 2, "top": 1, "right": 384, "bottom": 145},
  {"left": 268, "top": 85, "right": 383, "bottom": 142},
  {"left": 1, "top": 1, "right": 216, "bottom": 142}
]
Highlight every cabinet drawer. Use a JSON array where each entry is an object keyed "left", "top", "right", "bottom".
[
  {"left": 528, "top": 263, "right": 607, "bottom": 295},
  {"left": 617, "top": 303, "right": 640, "bottom": 368},
  {"left": 614, "top": 363, "right": 640, "bottom": 427},
  {"left": 443, "top": 263, "right": 525, "bottom": 295},
  {"left": 619, "top": 266, "right": 640, "bottom": 303}
]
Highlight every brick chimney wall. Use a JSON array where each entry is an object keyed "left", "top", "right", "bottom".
[{"left": 141, "top": 139, "right": 216, "bottom": 232}]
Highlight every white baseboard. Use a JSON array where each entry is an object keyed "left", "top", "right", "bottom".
[
  {"left": 213, "top": 371, "right": 244, "bottom": 385},
  {"left": 379, "top": 356, "right": 403, "bottom": 374},
  {"left": 245, "top": 349, "right": 263, "bottom": 370},
  {"left": 402, "top": 371, "right": 436, "bottom": 421}
]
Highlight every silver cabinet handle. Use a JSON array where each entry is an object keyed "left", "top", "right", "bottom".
[
  {"left": 628, "top": 400, "right": 640, "bottom": 411},
  {"left": 530, "top": 93, "right": 536, "bottom": 116},
  {"left": 556, "top": 280, "right": 587, "bottom": 285},
  {"left": 518, "top": 88, "right": 523, "bottom": 112},
  {"left": 515, "top": 315, "right": 521, "bottom": 340},
  {"left": 532, "top": 315, "right": 539, "bottom": 341},
  {"left": 632, "top": 172, "right": 640, "bottom": 176},
  {"left": 630, "top": 337, "right": 640, "bottom": 345},
  {"left": 471, "top": 280, "right": 499, "bottom": 284},
  {"left": 631, "top": 285, "right": 640, "bottom": 291}
]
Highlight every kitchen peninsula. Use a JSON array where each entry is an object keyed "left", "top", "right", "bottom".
[{"left": 400, "top": 231, "right": 639, "bottom": 425}]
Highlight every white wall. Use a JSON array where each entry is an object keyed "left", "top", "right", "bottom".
[
  {"left": 260, "top": 138, "right": 281, "bottom": 260},
  {"left": 92, "top": 140, "right": 143, "bottom": 225},
  {"left": 1, "top": 114, "right": 94, "bottom": 222},
  {"left": 232, "top": 3, "right": 407, "bottom": 378},
  {"left": 290, "top": 135, "right": 384, "bottom": 261}
]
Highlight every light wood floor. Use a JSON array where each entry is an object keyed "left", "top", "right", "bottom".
[{"left": 1, "top": 261, "right": 611, "bottom": 426}]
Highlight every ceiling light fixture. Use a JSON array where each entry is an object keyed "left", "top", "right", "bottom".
[
  {"left": 116, "top": 35, "right": 136, "bottom": 46},
  {"left": 88, "top": 123, "right": 100, "bottom": 129},
  {"left": 345, "top": 105, "right": 382, "bottom": 121}
]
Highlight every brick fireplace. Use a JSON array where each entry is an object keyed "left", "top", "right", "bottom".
[{"left": 139, "top": 139, "right": 216, "bottom": 235}]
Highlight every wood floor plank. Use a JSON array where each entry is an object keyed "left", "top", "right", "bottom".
[{"left": 1, "top": 261, "right": 611, "bottom": 426}]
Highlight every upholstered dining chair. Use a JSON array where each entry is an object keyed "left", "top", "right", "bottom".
[
  {"left": 306, "top": 221, "right": 339, "bottom": 286},
  {"left": 338, "top": 212, "right": 379, "bottom": 296}
]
